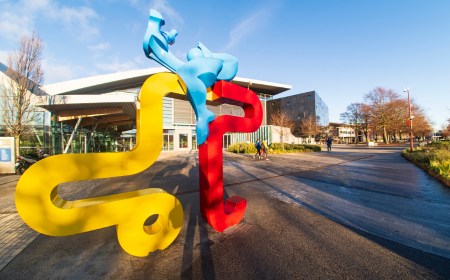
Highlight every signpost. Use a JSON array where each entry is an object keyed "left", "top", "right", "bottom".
[{"left": 0, "top": 137, "right": 16, "bottom": 174}]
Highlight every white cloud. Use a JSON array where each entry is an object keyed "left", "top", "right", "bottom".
[
  {"left": 222, "top": 9, "right": 267, "bottom": 52},
  {"left": 151, "top": 0, "right": 183, "bottom": 26},
  {"left": 0, "top": 50, "right": 9, "bottom": 64},
  {"left": 134, "top": 56, "right": 145, "bottom": 65},
  {"left": 0, "top": 0, "right": 100, "bottom": 42},
  {"left": 88, "top": 42, "right": 111, "bottom": 51},
  {"left": 42, "top": 59, "right": 75, "bottom": 84},
  {"left": 96, "top": 57, "right": 139, "bottom": 73},
  {"left": 0, "top": 10, "right": 34, "bottom": 41},
  {"left": 126, "top": 22, "right": 141, "bottom": 36},
  {"left": 42, "top": 57, "right": 94, "bottom": 84},
  {"left": 48, "top": 5, "right": 100, "bottom": 39}
]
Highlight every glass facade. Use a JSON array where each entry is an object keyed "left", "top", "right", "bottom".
[
  {"left": 162, "top": 129, "right": 174, "bottom": 151},
  {"left": 315, "top": 92, "right": 329, "bottom": 126},
  {"left": 191, "top": 130, "right": 197, "bottom": 150},
  {"left": 179, "top": 133, "right": 188, "bottom": 148}
]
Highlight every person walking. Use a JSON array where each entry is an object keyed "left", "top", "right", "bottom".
[
  {"left": 261, "top": 139, "right": 269, "bottom": 160},
  {"left": 326, "top": 137, "right": 332, "bottom": 152},
  {"left": 254, "top": 139, "right": 261, "bottom": 159}
]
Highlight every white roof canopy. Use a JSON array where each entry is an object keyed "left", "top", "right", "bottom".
[{"left": 41, "top": 68, "right": 292, "bottom": 96}]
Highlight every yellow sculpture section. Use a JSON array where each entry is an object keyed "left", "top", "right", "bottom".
[{"left": 15, "top": 73, "right": 187, "bottom": 257}]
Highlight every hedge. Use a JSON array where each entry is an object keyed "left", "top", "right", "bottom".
[
  {"left": 228, "top": 142, "right": 322, "bottom": 154},
  {"left": 270, "top": 143, "right": 322, "bottom": 152},
  {"left": 227, "top": 142, "right": 257, "bottom": 154}
]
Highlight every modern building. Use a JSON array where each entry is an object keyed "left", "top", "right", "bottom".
[
  {"left": 266, "top": 91, "right": 329, "bottom": 141},
  {"left": 320, "top": 122, "right": 364, "bottom": 143},
  {"left": 6, "top": 68, "right": 292, "bottom": 154}
]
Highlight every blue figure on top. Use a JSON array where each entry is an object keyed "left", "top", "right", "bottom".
[{"left": 143, "top": 9, "right": 238, "bottom": 145}]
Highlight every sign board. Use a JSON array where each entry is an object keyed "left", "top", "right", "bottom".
[
  {"left": 407, "top": 120, "right": 411, "bottom": 127},
  {"left": 0, "top": 137, "right": 15, "bottom": 174}
]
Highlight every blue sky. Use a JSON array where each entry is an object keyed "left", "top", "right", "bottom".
[{"left": 1, "top": 0, "right": 449, "bottom": 128}]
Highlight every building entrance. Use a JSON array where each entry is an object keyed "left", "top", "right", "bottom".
[
  {"left": 63, "top": 134, "right": 86, "bottom": 154},
  {"left": 115, "top": 137, "right": 135, "bottom": 152},
  {"left": 223, "top": 134, "right": 231, "bottom": 149},
  {"left": 162, "top": 129, "right": 174, "bottom": 151}
]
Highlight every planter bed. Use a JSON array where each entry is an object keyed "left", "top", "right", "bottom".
[{"left": 401, "top": 153, "right": 450, "bottom": 188}]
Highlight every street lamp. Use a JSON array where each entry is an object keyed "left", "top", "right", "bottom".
[{"left": 404, "top": 86, "right": 414, "bottom": 152}]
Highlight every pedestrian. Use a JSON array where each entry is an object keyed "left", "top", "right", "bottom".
[
  {"left": 254, "top": 139, "right": 261, "bottom": 159},
  {"left": 261, "top": 139, "right": 269, "bottom": 160},
  {"left": 326, "top": 137, "right": 332, "bottom": 152}
]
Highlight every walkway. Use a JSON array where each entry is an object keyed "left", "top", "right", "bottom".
[
  {"left": 0, "top": 146, "right": 449, "bottom": 278},
  {"left": 223, "top": 144, "right": 450, "bottom": 259},
  {"left": 0, "top": 175, "right": 104, "bottom": 271}
]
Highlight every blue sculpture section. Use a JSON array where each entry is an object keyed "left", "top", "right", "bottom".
[{"left": 143, "top": 9, "right": 238, "bottom": 145}]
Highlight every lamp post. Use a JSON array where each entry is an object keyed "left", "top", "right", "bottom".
[{"left": 404, "top": 86, "right": 414, "bottom": 152}]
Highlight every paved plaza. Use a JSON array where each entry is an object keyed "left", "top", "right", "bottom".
[{"left": 0, "top": 144, "right": 449, "bottom": 279}]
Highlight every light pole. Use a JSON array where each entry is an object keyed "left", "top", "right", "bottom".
[{"left": 404, "top": 86, "right": 414, "bottom": 152}]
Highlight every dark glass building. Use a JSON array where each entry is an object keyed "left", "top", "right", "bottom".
[{"left": 267, "top": 91, "right": 329, "bottom": 135}]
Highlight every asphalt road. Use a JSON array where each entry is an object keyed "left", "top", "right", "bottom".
[{"left": 0, "top": 145, "right": 449, "bottom": 279}]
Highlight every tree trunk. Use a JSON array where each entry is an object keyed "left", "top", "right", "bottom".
[
  {"left": 382, "top": 126, "right": 388, "bottom": 144},
  {"left": 15, "top": 135, "right": 20, "bottom": 159},
  {"left": 355, "top": 125, "right": 359, "bottom": 144}
]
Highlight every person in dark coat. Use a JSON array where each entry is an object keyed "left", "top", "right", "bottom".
[
  {"left": 254, "top": 139, "right": 261, "bottom": 159},
  {"left": 326, "top": 137, "right": 333, "bottom": 152}
]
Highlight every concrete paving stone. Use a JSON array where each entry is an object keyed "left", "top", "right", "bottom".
[
  {"left": 0, "top": 176, "right": 105, "bottom": 273},
  {"left": 0, "top": 145, "right": 449, "bottom": 278}
]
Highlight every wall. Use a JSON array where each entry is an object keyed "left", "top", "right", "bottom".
[
  {"left": 271, "top": 125, "right": 303, "bottom": 144},
  {"left": 266, "top": 91, "right": 330, "bottom": 132}
]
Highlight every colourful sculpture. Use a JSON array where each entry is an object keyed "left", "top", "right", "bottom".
[
  {"left": 15, "top": 74, "right": 186, "bottom": 257},
  {"left": 199, "top": 81, "right": 262, "bottom": 232},
  {"left": 143, "top": 9, "right": 238, "bottom": 145},
  {"left": 144, "top": 9, "right": 262, "bottom": 232},
  {"left": 15, "top": 9, "right": 263, "bottom": 258}
]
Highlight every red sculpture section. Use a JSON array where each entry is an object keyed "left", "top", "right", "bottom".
[{"left": 199, "top": 81, "right": 263, "bottom": 232}]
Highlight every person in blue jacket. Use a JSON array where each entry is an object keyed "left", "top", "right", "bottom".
[
  {"left": 254, "top": 139, "right": 261, "bottom": 159},
  {"left": 326, "top": 137, "right": 333, "bottom": 152}
]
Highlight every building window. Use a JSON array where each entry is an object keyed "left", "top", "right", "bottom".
[
  {"left": 308, "top": 95, "right": 311, "bottom": 98},
  {"left": 179, "top": 134, "right": 188, "bottom": 148},
  {"left": 272, "top": 102, "right": 275, "bottom": 105},
  {"left": 192, "top": 132, "right": 197, "bottom": 150},
  {"left": 287, "top": 102, "right": 290, "bottom": 105}
]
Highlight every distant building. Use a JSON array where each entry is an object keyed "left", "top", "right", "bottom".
[
  {"left": 321, "top": 122, "right": 364, "bottom": 143},
  {"left": 1, "top": 66, "right": 292, "bottom": 154},
  {"left": 266, "top": 91, "right": 329, "bottom": 139}
]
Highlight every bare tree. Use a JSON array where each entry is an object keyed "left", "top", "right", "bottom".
[
  {"left": 299, "top": 114, "right": 321, "bottom": 144},
  {"left": 269, "top": 109, "right": 296, "bottom": 150},
  {"left": 364, "top": 87, "right": 399, "bottom": 144},
  {"left": 388, "top": 98, "right": 409, "bottom": 142},
  {"left": 1, "top": 31, "right": 44, "bottom": 158},
  {"left": 413, "top": 105, "right": 433, "bottom": 140},
  {"left": 340, "top": 103, "right": 364, "bottom": 144},
  {"left": 360, "top": 103, "right": 371, "bottom": 142}
]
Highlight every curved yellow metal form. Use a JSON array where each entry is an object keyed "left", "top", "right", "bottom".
[{"left": 15, "top": 73, "right": 185, "bottom": 257}]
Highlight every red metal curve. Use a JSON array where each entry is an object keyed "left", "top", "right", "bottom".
[{"left": 199, "top": 81, "right": 263, "bottom": 232}]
